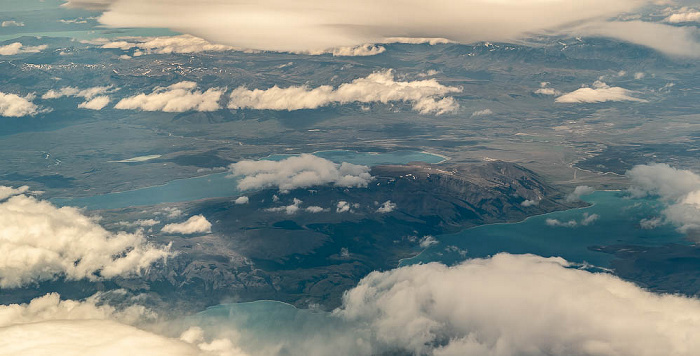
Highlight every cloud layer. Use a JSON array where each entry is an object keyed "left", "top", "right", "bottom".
[
  {"left": 64, "top": 0, "right": 648, "bottom": 53},
  {"left": 229, "top": 154, "right": 372, "bottom": 192},
  {"left": 337, "top": 253, "right": 700, "bottom": 356},
  {"left": 0, "top": 189, "right": 171, "bottom": 288},
  {"left": 229, "top": 70, "right": 461, "bottom": 115},
  {"left": 627, "top": 163, "right": 700, "bottom": 234},
  {"left": 115, "top": 82, "right": 224, "bottom": 112}
]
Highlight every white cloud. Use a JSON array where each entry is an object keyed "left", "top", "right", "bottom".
[
  {"left": 266, "top": 198, "right": 303, "bottom": 214},
  {"left": 228, "top": 70, "right": 461, "bottom": 115},
  {"left": 556, "top": 81, "right": 646, "bottom": 103},
  {"left": 0, "top": 92, "right": 40, "bottom": 118},
  {"left": 627, "top": 164, "right": 700, "bottom": 201},
  {"left": 535, "top": 82, "right": 561, "bottom": 96},
  {"left": 382, "top": 37, "right": 454, "bottom": 45},
  {"left": 566, "top": 185, "right": 595, "bottom": 202},
  {"left": 1, "top": 21, "right": 24, "bottom": 27},
  {"left": 535, "top": 87, "right": 561, "bottom": 95},
  {"left": 305, "top": 206, "right": 325, "bottom": 213},
  {"left": 376, "top": 200, "right": 396, "bottom": 213},
  {"left": 229, "top": 154, "right": 372, "bottom": 192},
  {"left": 640, "top": 216, "right": 663, "bottom": 229},
  {"left": 0, "top": 293, "right": 247, "bottom": 356},
  {"left": 520, "top": 199, "right": 538, "bottom": 207},
  {"left": 43, "top": 86, "right": 115, "bottom": 110},
  {"left": 59, "top": 17, "right": 93, "bottom": 24},
  {"left": 304, "top": 43, "right": 386, "bottom": 57},
  {"left": 471, "top": 109, "right": 493, "bottom": 117},
  {"left": 627, "top": 163, "right": 700, "bottom": 233},
  {"left": 0, "top": 190, "right": 171, "bottom": 288},
  {"left": 546, "top": 213, "right": 599, "bottom": 228},
  {"left": 336, "top": 201, "right": 351, "bottom": 213},
  {"left": 419, "top": 235, "right": 438, "bottom": 248},
  {"left": 336, "top": 253, "right": 700, "bottom": 356},
  {"left": 665, "top": 9, "right": 700, "bottom": 23},
  {"left": 634, "top": 72, "right": 646, "bottom": 80},
  {"left": 545, "top": 217, "right": 579, "bottom": 227},
  {"left": 118, "top": 218, "right": 160, "bottom": 228},
  {"left": 234, "top": 196, "right": 249, "bottom": 205},
  {"left": 115, "top": 82, "right": 224, "bottom": 112},
  {"left": 78, "top": 95, "right": 111, "bottom": 110},
  {"left": 66, "top": 0, "right": 646, "bottom": 53},
  {"left": 93, "top": 35, "right": 389, "bottom": 57},
  {"left": 0, "top": 185, "right": 29, "bottom": 200},
  {"left": 97, "top": 34, "right": 240, "bottom": 54},
  {"left": 161, "top": 215, "right": 212, "bottom": 234},
  {"left": 0, "top": 42, "right": 47, "bottom": 56},
  {"left": 42, "top": 86, "right": 112, "bottom": 100}
]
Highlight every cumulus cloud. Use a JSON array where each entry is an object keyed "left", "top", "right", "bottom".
[
  {"left": 266, "top": 198, "right": 303, "bottom": 214},
  {"left": 43, "top": 86, "right": 114, "bottom": 110},
  {"left": 545, "top": 213, "right": 599, "bottom": 228},
  {"left": 229, "top": 154, "right": 372, "bottom": 192},
  {"left": 556, "top": 80, "right": 646, "bottom": 103},
  {"left": 161, "top": 215, "right": 212, "bottom": 234},
  {"left": 419, "top": 235, "right": 438, "bottom": 248},
  {"left": 376, "top": 200, "right": 396, "bottom": 213},
  {"left": 566, "top": 185, "right": 595, "bottom": 202},
  {"left": 336, "top": 201, "right": 351, "bottom": 213},
  {"left": 78, "top": 95, "right": 111, "bottom": 110},
  {"left": 305, "top": 205, "right": 325, "bottom": 213},
  {"left": 664, "top": 8, "right": 700, "bottom": 23},
  {"left": 0, "top": 189, "right": 171, "bottom": 288},
  {"left": 336, "top": 253, "right": 700, "bottom": 356},
  {"left": 65, "top": 0, "right": 646, "bottom": 53},
  {"left": 470, "top": 109, "right": 492, "bottom": 117},
  {"left": 115, "top": 82, "right": 224, "bottom": 112},
  {"left": 228, "top": 70, "right": 461, "bottom": 115},
  {"left": 234, "top": 196, "right": 249, "bottom": 205},
  {"left": 0, "top": 92, "right": 41, "bottom": 118},
  {"left": 520, "top": 199, "right": 538, "bottom": 207},
  {"left": 0, "top": 185, "right": 29, "bottom": 200},
  {"left": 42, "top": 86, "right": 112, "bottom": 100},
  {"left": 1, "top": 21, "right": 24, "bottom": 27},
  {"left": 534, "top": 82, "right": 561, "bottom": 96},
  {"left": 0, "top": 293, "right": 247, "bottom": 356},
  {"left": 627, "top": 163, "right": 700, "bottom": 233},
  {"left": 93, "top": 35, "right": 389, "bottom": 56},
  {"left": 304, "top": 43, "right": 386, "bottom": 57},
  {"left": 0, "top": 42, "right": 47, "bottom": 55}
]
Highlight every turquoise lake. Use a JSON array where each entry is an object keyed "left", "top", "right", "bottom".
[
  {"left": 52, "top": 150, "right": 445, "bottom": 210},
  {"left": 400, "top": 190, "right": 687, "bottom": 268},
  {"left": 183, "top": 190, "right": 689, "bottom": 353}
]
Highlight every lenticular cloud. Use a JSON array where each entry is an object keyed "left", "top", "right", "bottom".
[{"left": 64, "top": 0, "right": 648, "bottom": 52}]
